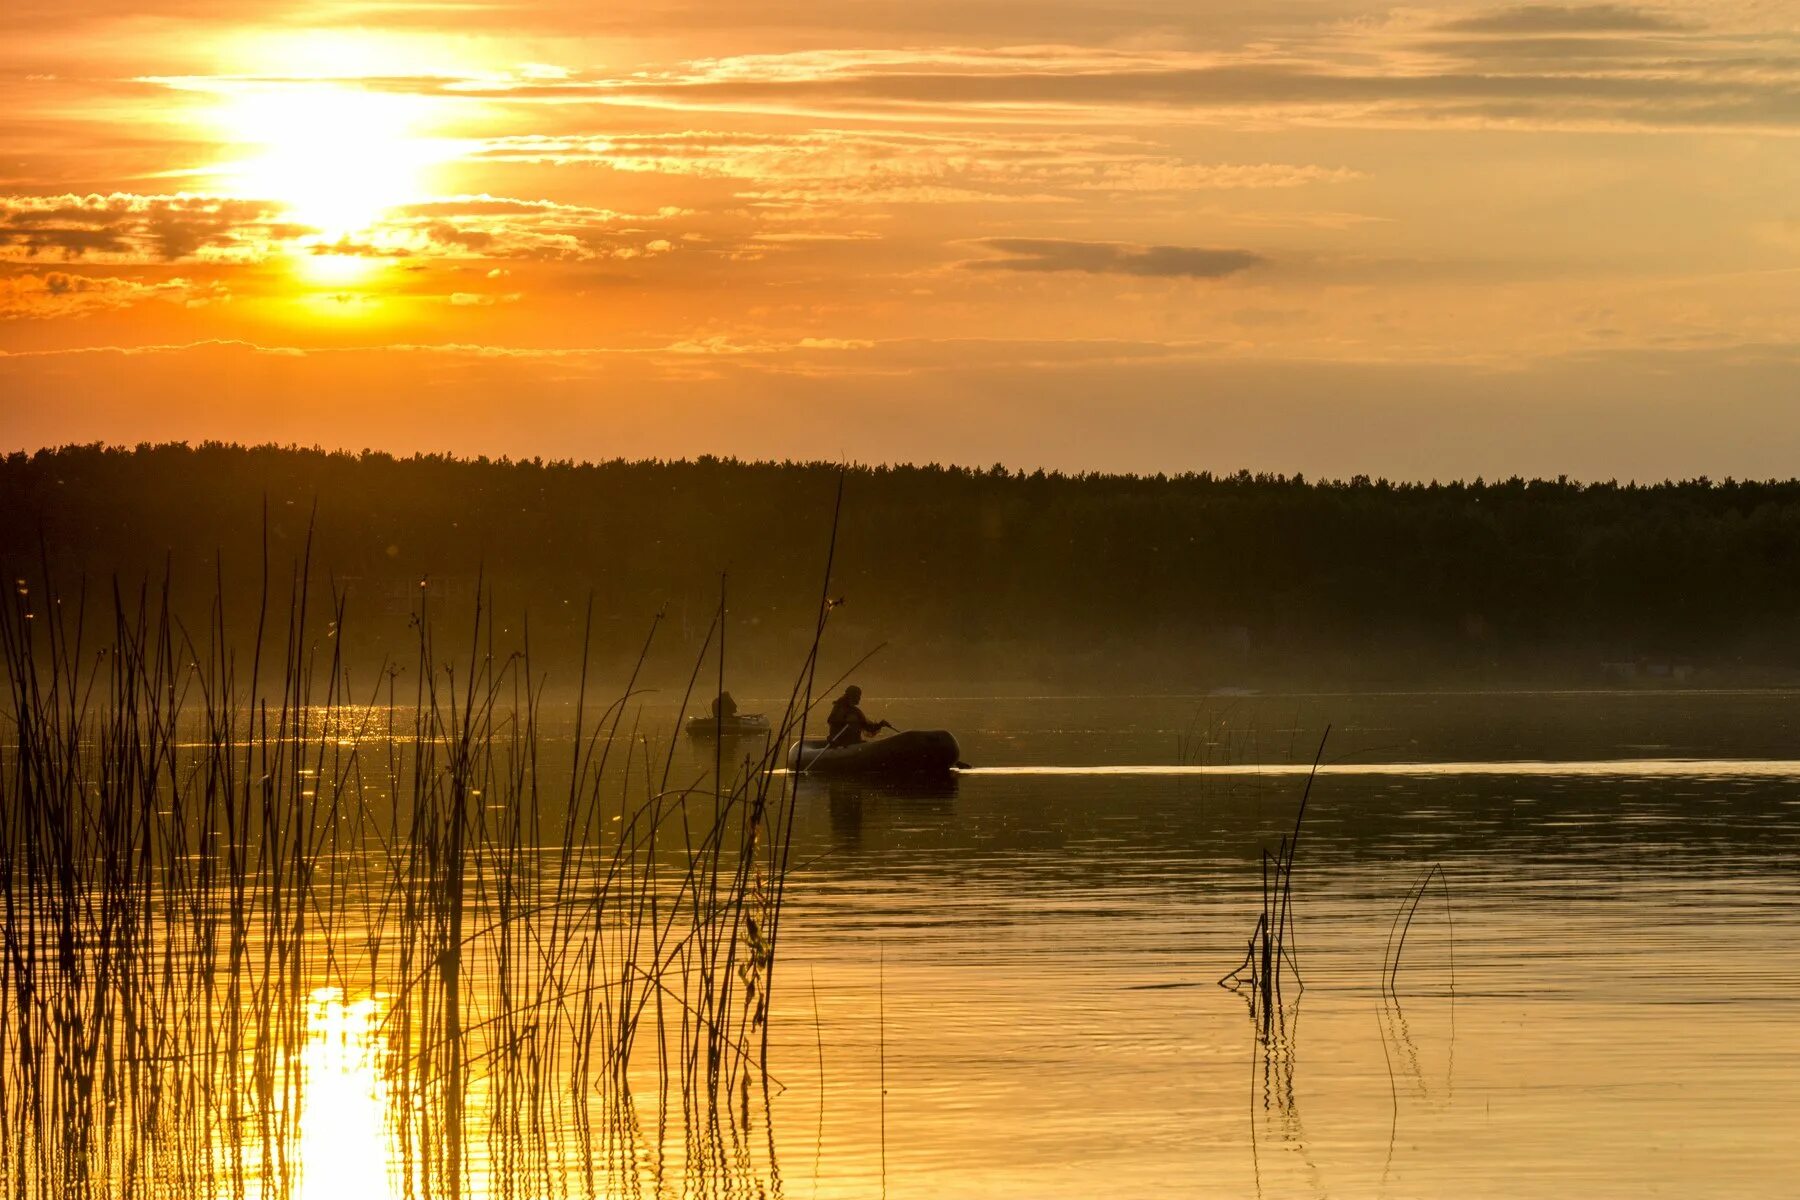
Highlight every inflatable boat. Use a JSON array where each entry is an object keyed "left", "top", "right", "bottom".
[
  {"left": 787, "top": 730, "right": 962, "bottom": 776},
  {"left": 685, "top": 713, "right": 772, "bottom": 738}
]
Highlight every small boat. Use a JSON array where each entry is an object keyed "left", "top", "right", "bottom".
[
  {"left": 787, "top": 730, "right": 962, "bottom": 776},
  {"left": 685, "top": 713, "right": 772, "bottom": 738}
]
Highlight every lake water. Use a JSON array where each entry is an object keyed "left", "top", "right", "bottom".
[
  {"left": 11, "top": 688, "right": 1800, "bottom": 1198},
  {"left": 741, "top": 691, "right": 1800, "bottom": 1199}
]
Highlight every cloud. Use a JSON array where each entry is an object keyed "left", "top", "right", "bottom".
[
  {"left": 330, "top": 194, "right": 690, "bottom": 262},
  {"left": 0, "top": 270, "right": 227, "bottom": 318},
  {"left": 0, "top": 191, "right": 688, "bottom": 267},
  {"left": 473, "top": 129, "right": 1361, "bottom": 221},
  {"left": 627, "top": 61, "right": 1800, "bottom": 130},
  {"left": 1439, "top": 4, "right": 1688, "bottom": 34},
  {"left": 409, "top": 33, "right": 1800, "bottom": 133},
  {"left": 0, "top": 193, "right": 284, "bottom": 262},
  {"left": 474, "top": 129, "right": 1062, "bottom": 190},
  {"left": 5, "top": 0, "right": 1289, "bottom": 45},
  {"left": 1415, "top": 34, "right": 1683, "bottom": 63},
  {"left": 391, "top": 195, "right": 645, "bottom": 221},
  {"left": 966, "top": 238, "right": 1265, "bottom": 279}
]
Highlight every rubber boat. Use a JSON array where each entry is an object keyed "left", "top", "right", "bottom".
[
  {"left": 685, "top": 713, "right": 772, "bottom": 738},
  {"left": 787, "top": 730, "right": 962, "bottom": 776}
]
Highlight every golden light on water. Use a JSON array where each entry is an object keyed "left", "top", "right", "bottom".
[{"left": 297, "top": 989, "right": 396, "bottom": 1200}]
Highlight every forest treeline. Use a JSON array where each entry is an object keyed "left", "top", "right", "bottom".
[{"left": 7, "top": 442, "right": 1800, "bottom": 691}]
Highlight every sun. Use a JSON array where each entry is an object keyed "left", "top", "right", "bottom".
[
  {"left": 221, "top": 82, "right": 437, "bottom": 240},
  {"left": 299, "top": 251, "right": 381, "bottom": 286}
]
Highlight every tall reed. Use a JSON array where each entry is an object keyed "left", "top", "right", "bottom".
[
  {"left": 1219, "top": 727, "right": 1329, "bottom": 1029},
  {"left": 0, "top": 521, "right": 835, "bottom": 1197}
]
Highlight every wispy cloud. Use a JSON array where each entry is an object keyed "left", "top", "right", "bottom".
[
  {"left": 0, "top": 194, "right": 285, "bottom": 261},
  {"left": 0, "top": 269, "right": 227, "bottom": 317},
  {"left": 967, "top": 238, "right": 1266, "bottom": 279},
  {"left": 375, "top": 195, "right": 688, "bottom": 261},
  {"left": 1438, "top": 4, "right": 1690, "bottom": 35},
  {"left": 6, "top": 0, "right": 1799, "bottom": 472},
  {"left": 0, "top": 191, "right": 693, "bottom": 265},
  {"left": 448, "top": 290, "right": 522, "bottom": 305},
  {"left": 473, "top": 129, "right": 1361, "bottom": 207},
  {"left": 396, "top": 24, "right": 1800, "bottom": 133}
]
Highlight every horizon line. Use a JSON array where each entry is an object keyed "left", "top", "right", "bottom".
[{"left": 8, "top": 439, "right": 1799, "bottom": 491}]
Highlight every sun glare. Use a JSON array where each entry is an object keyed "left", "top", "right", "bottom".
[
  {"left": 300, "top": 252, "right": 380, "bottom": 285},
  {"left": 297, "top": 989, "right": 396, "bottom": 1200},
  {"left": 220, "top": 82, "right": 440, "bottom": 240}
]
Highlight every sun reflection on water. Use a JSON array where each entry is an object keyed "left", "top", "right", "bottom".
[{"left": 298, "top": 989, "right": 396, "bottom": 1200}]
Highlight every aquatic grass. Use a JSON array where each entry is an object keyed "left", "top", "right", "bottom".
[
  {"left": 1382, "top": 862, "right": 1454, "bottom": 998},
  {"left": 0, "top": 501, "right": 847, "bottom": 1197},
  {"left": 1376, "top": 862, "right": 1455, "bottom": 1186},
  {"left": 1219, "top": 727, "right": 1329, "bottom": 1027}
]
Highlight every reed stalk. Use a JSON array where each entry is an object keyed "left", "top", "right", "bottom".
[{"left": 0, "top": 530, "right": 826, "bottom": 1196}]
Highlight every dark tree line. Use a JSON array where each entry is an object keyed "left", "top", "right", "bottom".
[{"left": 7, "top": 442, "right": 1800, "bottom": 690}]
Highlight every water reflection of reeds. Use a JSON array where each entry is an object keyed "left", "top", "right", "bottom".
[{"left": 0, "top": 551, "right": 837, "bottom": 1198}]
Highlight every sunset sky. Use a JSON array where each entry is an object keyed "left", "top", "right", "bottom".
[{"left": 3, "top": 0, "right": 1797, "bottom": 478}]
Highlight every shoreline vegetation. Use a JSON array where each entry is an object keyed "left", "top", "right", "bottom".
[
  {"left": 0, "top": 517, "right": 835, "bottom": 1196},
  {"left": 12, "top": 441, "right": 1800, "bottom": 690}
]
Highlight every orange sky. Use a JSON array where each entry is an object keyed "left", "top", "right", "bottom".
[{"left": 3, "top": 1, "right": 1798, "bottom": 477}]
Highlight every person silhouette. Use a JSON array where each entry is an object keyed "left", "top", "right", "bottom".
[{"left": 825, "top": 685, "right": 888, "bottom": 747}]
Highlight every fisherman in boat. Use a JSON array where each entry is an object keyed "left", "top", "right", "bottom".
[
  {"left": 826, "top": 685, "right": 889, "bottom": 747},
  {"left": 711, "top": 691, "right": 738, "bottom": 720}
]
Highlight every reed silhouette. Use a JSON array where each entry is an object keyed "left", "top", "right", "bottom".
[
  {"left": 1219, "top": 728, "right": 1328, "bottom": 1029},
  {"left": 0, "top": 494, "right": 854, "bottom": 1197}
]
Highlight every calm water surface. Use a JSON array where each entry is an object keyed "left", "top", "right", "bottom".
[{"left": 739, "top": 692, "right": 1800, "bottom": 1198}]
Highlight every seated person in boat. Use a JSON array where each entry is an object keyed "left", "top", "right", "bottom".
[
  {"left": 826, "top": 685, "right": 889, "bottom": 747},
  {"left": 711, "top": 691, "right": 738, "bottom": 720}
]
